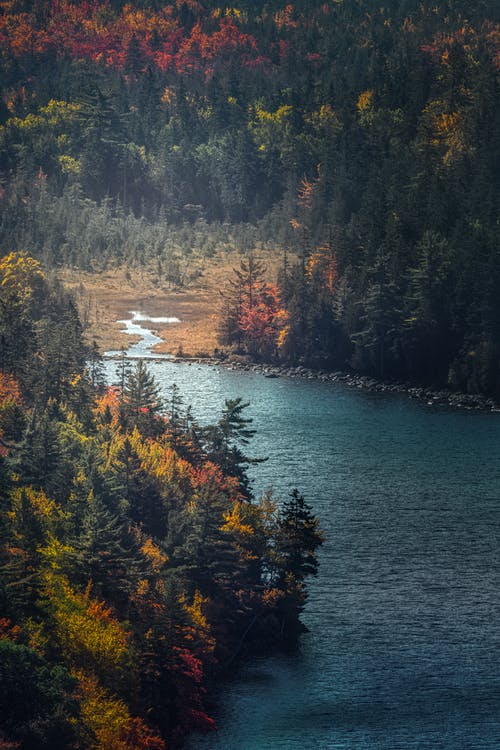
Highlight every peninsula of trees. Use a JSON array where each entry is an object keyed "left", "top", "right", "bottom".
[{"left": 0, "top": 252, "right": 323, "bottom": 749}]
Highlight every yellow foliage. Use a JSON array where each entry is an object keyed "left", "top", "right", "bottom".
[
  {"left": 11, "top": 486, "right": 59, "bottom": 520},
  {"left": 185, "top": 590, "right": 210, "bottom": 632},
  {"left": 357, "top": 89, "right": 374, "bottom": 112},
  {"left": 24, "top": 618, "right": 47, "bottom": 653},
  {"left": 39, "top": 534, "right": 75, "bottom": 571},
  {"left": 255, "top": 103, "right": 292, "bottom": 125},
  {"left": 221, "top": 502, "right": 255, "bottom": 537},
  {"left": 131, "top": 431, "right": 192, "bottom": 487},
  {"left": 58, "top": 154, "right": 81, "bottom": 174},
  {"left": 0, "top": 252, "right": 44, "bottom": 302},
  {"left": 7, "top": 100, "right": 81, "bottom": 132},
  {"left": 140, "top": 537, "right": 168, "bottom": 573},
  {"left": 183, "top": 590, "right": 215, "bottom": 655},
  {"left": 161, "top": 86, "right": 176, "bottom": 105},
  {"left": 45, "top": 573, "right": 131, "bottom": 677},
  {"left": 136, "top": 579, "right": 149, "bottom": 597},
  {"left": 308, "top": 103, "right": 342, "bottom": 133},
  {"left": 277, "top": 323, "right": 290, "bottom": 350},
  {"left": 76, "top": 670, "right": 132, "bottom": 750}
]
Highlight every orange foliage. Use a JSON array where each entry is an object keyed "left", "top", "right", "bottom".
[
  {"left": 0, "top": 1, "right": 262, "bottom": 75},
  {"left": 191, "top": 460, "right": 242, "bottom": 500},
  {"left": 421, "top": 21, "right": 500, "bottom": 69},
  {"left": 274, "top": 5, "right": 298, "bottom": 31},
  {"left": 0, "top": 372, "right": 22, "bottom": 404},
  {"left": 238, "top": 283, "right": 288, "bottom": 355},
  {"left": 94, "top": 386, "right": 121, "bottom": 424},
  {"left": 261, "top": 587, "right": 285, "bottom": 608},
  {"left": 140, "top": 537, "right": 168, "bottom": 574},
  {"left": 0, "top": 737, "right": 20, "bottom": 750},
  {"left": 306, "top": 245, "right": 338, "bottom": 293},
  {"left": 297, "top": 165, "right": 321, "bottom": 211}
]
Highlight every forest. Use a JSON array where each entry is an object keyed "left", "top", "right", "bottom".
[
  {"left": 1, "top": 2, "right": 499, "bottom": 746},
  {"left": 0, "top": 0, "right": 499, "bottom": 393},
  {"left": 0, "top": 251, "right": 323, "bottom": 748},
  {"left": 0, "top": 0, "right": 499, "bottom": 389}
]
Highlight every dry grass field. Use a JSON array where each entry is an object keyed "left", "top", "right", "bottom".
[{"left": 61, "top": 250, "right": 283, "bottom": 356}]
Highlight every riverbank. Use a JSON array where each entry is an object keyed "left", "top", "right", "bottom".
[
  {"left": 72, "top": 255, "right": 500, "bottom": 415},
  {"left": 164, "top": 354, "right": 500, "bottom": 413}
]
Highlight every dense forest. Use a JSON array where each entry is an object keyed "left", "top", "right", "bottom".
[
  {"left": 0, "top": 251, "right": 322, "bottom": 748},
  {"left": 1, "top": 1, "right": 499, "bottom": 393}
]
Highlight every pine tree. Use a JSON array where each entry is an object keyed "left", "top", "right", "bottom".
[
  {"left": 277, "top": 489, "right": 323, "bottom": 583},
  {"left": 122, "top": 359, "right": 163, "bottom": 436},
  {"left": 203, "top": 398, "right": 264, "bottom": 497},
  {"left": 71, "top": 490, "right": 143, "bottom": 608}
]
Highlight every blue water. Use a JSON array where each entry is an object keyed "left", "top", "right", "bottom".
[{"left": 103, "top": 337, "right": 500, "bottom": 749}]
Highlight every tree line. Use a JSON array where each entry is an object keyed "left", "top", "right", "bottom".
[
  {"left": 0, "top": 1, "right": 499, "bottom": 393},
  {"left": 0, "top": 252, "right": 322, "bottom": 749}
]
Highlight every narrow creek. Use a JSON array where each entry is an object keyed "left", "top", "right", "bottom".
[
  {"left": 105, "top": 310, "right": 180, "bottom": 359},
  {"left": 103, "top": 313, "right": 500, "bottom": 750}
]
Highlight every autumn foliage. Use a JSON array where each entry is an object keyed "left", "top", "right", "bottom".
[{"left": 0, "top": 252, "right": 322, "bottom": 748}]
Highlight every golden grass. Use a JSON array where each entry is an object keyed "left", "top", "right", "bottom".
[{"left": 61, "top": 250, "right": 283, "bottom": 356}]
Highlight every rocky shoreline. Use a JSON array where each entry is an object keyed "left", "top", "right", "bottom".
[
  {"left": 172, "top": 355, "right": 500, "bottom": 413},
  {"left": 102, "top": 314, "right": 500, "bottom": 414}
]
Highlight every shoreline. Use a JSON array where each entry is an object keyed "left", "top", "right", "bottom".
[
  {"left": 104, "top": 346, "right": 500, "bottom": 414},
  {"left": 85, "top": 272, "right": 499, "bottom": 416},
  {"left": 199, "top": 357, "right": 500, "bottom": 413}
]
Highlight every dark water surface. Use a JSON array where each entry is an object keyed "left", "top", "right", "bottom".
[{"left": 104, "top": 348, "right": 500, "bottom": 749}]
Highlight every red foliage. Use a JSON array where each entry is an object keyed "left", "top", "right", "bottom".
[
  {"left": 0, "top": 1, "right": 264, "bottom": 76},
  {"left": 0, "top": 619, "right": 23, "bottom": 642},
  {"left": 170, "top": 647, "right": 216, "bottom": 734},
  {"left": 0, "top": 373, "right": 22, "bottom": 404},
  {"left": 238, "top": 283, "right": 287, "bottom": 354},
  {"left": 191, "top": 461, "right": 241, "bottom": 499},
  {"left": 123, "top": 718, "right": 166, "bottom": 750}
]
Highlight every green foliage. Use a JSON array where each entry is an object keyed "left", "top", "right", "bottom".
[
  {"left": 0, "top": 640, "right": 77, "bottom": 750},
  {"left": 278, "top": 489, "right": 323, "bottom": 583},
  {"left": 202, "top": 397, "right": 264, "bottom": 497}
]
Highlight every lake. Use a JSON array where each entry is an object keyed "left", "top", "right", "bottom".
[{"left": 104, "top": 318, "right": 500, "bottom": 749}]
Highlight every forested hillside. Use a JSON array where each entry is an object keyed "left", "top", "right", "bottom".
[
  {"left": 0, "top": 252, "right": 322, "bottom": 749},
  {"left": 0, "top": 0, "right": 499, "bottom": 391}
]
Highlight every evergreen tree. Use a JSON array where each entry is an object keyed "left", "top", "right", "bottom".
[
  {"left": 122, "top": 359, "right": 163, "bottom": 435},
  {"left": 203, "top": 397, "right": 264, "bottom": 497}
]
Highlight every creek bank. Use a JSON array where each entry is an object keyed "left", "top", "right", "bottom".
[
  {"left": 172, "top": 355, "right": 500, "bottom": 413},
  {"left": 103, "top": 312, "right": 500, "bottom": 414}
]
